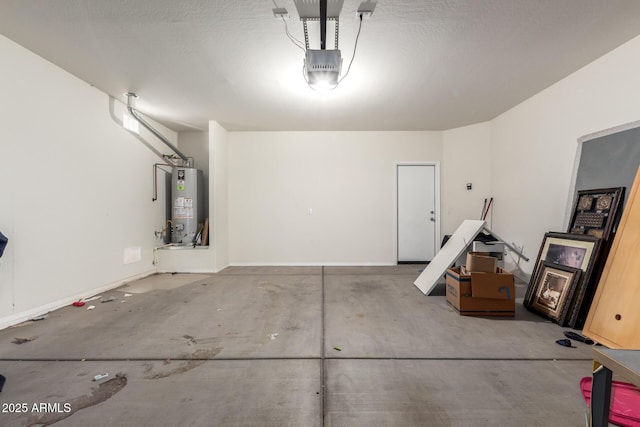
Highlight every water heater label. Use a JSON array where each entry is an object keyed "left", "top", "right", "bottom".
[
  {"left": 173, "top": 197, "right": 193, "bottom": 219},
  {"left": 177, "top": 179, "right": 185, "bottom": 191}
]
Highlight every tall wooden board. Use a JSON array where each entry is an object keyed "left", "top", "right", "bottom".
[{"left": 583, "top": 167, "right": 640, "bottom": 349}]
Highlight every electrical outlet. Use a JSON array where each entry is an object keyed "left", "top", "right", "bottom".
[
  {"left": 124, "top": 247, "right": 141, "bottom": 264},
  {"left": 356, "top": 0, "right": 376, "bottom": 19},
  {"left": 273, "top": 8, "right": 289, "bottom": 19}
]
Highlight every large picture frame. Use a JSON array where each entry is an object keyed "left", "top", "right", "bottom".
[
  {"left": 524, "top": 232, "right": 601, "bottom": 326},
  {"left": 567, "top": 187, "right": 624, "bottom": 241},
  {"left": 528, "top": 262, "right": 582, "bottom": 324},
  {"left": 566, "top": 187, "right": 625, "bottom": 328}
]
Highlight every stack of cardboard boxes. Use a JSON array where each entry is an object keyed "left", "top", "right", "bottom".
[{"left": 445, "top": 252, "right": 515, "bottom": 317}]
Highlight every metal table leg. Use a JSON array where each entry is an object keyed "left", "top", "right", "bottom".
[{"left": 591, "top": 364, "right": 612, "bottom": 427}]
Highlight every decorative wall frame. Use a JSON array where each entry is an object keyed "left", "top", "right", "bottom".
[
  {"left": 568, "top": 187, "right": 624, "bottom": 241},
  {"left": 524, "top": 232, "right": 601, "bottom": 326},
  {"left": 528, "top": 262, "right": 582, "bottom": 324}
]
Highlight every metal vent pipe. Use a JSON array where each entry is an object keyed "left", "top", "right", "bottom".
[
  {"left": 125, "top": 93, "right": 190, "bottom": 165},
  {"left": 320, "top": 0, "right": 327, "bottom": 49}
]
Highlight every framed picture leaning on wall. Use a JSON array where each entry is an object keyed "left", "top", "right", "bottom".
[
  {"left": 567, "top": 187, "right": 624, "bottom": 240},
  {"left": 566, "top": 187, "right": 625, "bottom": 328},
  {"left": 524, "top": 232, "right": 602, "bottom": 326},
  {"left": 527, "top": 262, "right": 582, "bottom": 324}
]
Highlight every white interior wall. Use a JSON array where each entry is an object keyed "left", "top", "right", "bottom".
[
  {"left": 441, "top": 122, "right": 493, "bottom": 236},
  {"left": 0, "top": 34, "right": 179, "bottom": 327},
  {"left": 211, "top": 121, "right": 229, "bottom": 271},
  {"left": 178, "top": 131, "right": 210, "bottom": 220},
  {"left": 490, "top": 34, "right": 640, "bottom": 274},
  {"left": 179, "top": 131, "right": 209, "bottom": 172},
  {"left": 228, "top": 131, "right": 443, "bottom": 265}
]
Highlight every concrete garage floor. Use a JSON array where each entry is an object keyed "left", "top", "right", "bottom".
[{"left": 0, "top": 266, "right": 594, "bottom": 426}]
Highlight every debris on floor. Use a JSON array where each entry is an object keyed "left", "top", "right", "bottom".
[
  {"left": 555, "top": 338, "right": 574, "bottom": 348},
  {"left": 12, "top": 336, "right": 38, "bottom": 345},
  {"left": 87, "top": 305, "right": 96, "bottom": 310},
  {"left": 31, "top": 315, "right": 47, "bottom": 321},
  {"left": 0, "top": 374, "right": 5, "bottom": 392},
  {"left": 93, "top": 373, "right": 109, "bottom": 381},
  {"left": 164, "top": 358, "right": 171, "bottom": 365},
  {"left": 564, "top": 331, "right": 594, "bottom": 345},
  {"left": 124, "top": 293, "right": 133, "bottom": 297},
  {"left": 72, "top": 301, "right": 85, "bottom": 307},
  {"left": 183, "top": 335, "right": 197, "bottom": 345},
  {"left": 144, "top": 348, "right": 221, "bottom": 380},
  {"left": 27, "top": 374, "right": 128, "bottom": 426},
  {"left": 82, "top": 295, "right": 102, "bottom": 302},
  {"left": 333, "top": 346, "right": 342, "bottom": 351},
  {"left": 11, "top": 320, "right": 34, "bottom": 328},
  {"left": 217, "top": 308, "right": 223, "bottom": 311},
  {"left": 268, "top": 333, "right": 279, "bottom": 340},
  {"left": 101, "top": 296, "right": 115, "bottom": 303}
]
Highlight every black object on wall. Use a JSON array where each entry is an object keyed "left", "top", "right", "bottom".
[{"left": 0, "top": 232, "right": 7, "bottom": 258}]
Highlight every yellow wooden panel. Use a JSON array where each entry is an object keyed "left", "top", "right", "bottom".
[{"left": 583, "top": 166, "right": 640, "bottom": 349}]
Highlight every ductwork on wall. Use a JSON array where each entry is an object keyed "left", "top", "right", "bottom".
[
  {"left": 124, "top": 93, "right": 205, "bottom": 246},
  {"left": 125, "top": 92, "right": 191, "bottom": 167}
]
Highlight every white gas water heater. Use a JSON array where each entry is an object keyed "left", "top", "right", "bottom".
[
  {"left": 124, "top": 93, "right": 204, "bottom": 246},
  {"left": 171, "top": 167, "right": 203, "bottom": 245}
]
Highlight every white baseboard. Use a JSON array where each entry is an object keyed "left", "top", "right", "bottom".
[
  {"left": 214, "top": 263, "right": 230, "bottom": 273},
  {"left": 0, "top": 269, "right": 157, "bottom": 331},
  {"left": 156, "top": 268, "right": 217, "bottom": 273},
  {"left": 227, "top": 262, "right": 396, "bottom": 267}
]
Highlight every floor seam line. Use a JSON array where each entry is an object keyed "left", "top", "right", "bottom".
[
  {"left": 0, "top": 357, "right": 593, "bottom": 362},
  {"left": 321, "top": 265, "right": 326, "bottom": 427},
  {"left": 211, "top": 272, "right": 324, "bottom": 277}
]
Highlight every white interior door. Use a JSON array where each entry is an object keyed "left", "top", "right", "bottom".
[{"left": 397, "top": 164, "right": 436, "bottom": 262}]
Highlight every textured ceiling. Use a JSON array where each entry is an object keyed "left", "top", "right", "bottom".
[{"left": 2, "top": 0, "right": 640, "bottom": 132}]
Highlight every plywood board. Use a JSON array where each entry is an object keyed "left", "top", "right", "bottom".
[
  {"left": 583, "top": 166, "right": 640, "bottom": 349},
  {"left": 414, "top": 220, "right": 486, "bottom": 295},
  {"left": 202, "top": 217, "right": 209, "bottom": 246}
]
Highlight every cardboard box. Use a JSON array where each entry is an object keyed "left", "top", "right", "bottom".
[
  {"left": 445, "top": 266, "right": 515, "bottom": 317},
  {"left": 466, "top": 252, "right": 498, "bottom": 273}
]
